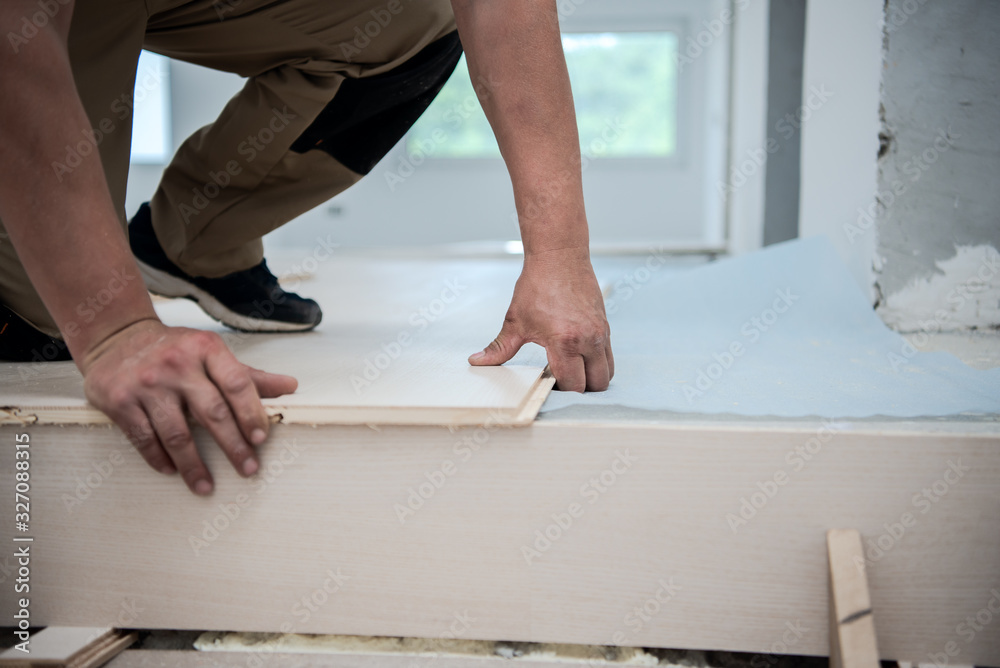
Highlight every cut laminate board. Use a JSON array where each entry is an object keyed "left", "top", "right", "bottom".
[
  {"left": 1, "top": 420, "right": 997, "bottom": 664},
  {"left": 0, "top": 627, "right": 136, "bottom": 668},
  {"left": 0, "top": 258, "right": 551, "bottom": 426}
]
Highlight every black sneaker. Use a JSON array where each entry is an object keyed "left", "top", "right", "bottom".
[
  {"left": 128, "top": 203, "right": 323, "bottom": 332},
  {"left": 0, "top": 302, "right": 72, "bottom": 362}
]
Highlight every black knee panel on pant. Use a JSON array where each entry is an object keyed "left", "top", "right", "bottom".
[{"left": 290, "top": 31, "right": 463, "bottom": 175}]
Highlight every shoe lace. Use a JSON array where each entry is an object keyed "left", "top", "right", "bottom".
[{"left": 248, "top": 261, "right": 281, "bottom": 290}]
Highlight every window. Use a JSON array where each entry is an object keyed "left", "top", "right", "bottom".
[
  {"left": 130, "top": 51, "right": 171, "bottom": 164},
  {"left": 407, "top": 31, "right": 679, "bottom": 160},
  {"left": 141, "top": 1, "right": 747, "bottom": 252},
  {"left": 315, "top": 0, "right": 732, "bottom": 249}
]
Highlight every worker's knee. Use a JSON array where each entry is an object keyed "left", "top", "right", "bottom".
[{"left": 290, "top": 29, "right": 463, "bottom": 175}]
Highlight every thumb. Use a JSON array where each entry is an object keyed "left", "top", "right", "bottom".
[
  {"left": 469, "top": 323, "right": 522, "bottom": 366},
  {"left": 246, "top": 366, "right": 299, "bottom": 398}
]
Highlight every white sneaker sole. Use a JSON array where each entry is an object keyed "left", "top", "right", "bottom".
[{"left": 137, "top": 259, "right": 318, "bottom": 333}]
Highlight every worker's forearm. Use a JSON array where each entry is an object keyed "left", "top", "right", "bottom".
[
  {"left": 451, "top": 0, "right": 590, "bottom": 258},
  {"left": 0, "top": 3, "right": 157, "bottom": 364}
]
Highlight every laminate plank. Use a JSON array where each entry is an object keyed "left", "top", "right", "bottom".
[
  {"left": 0, "top": 258, "right": 549, "bottom": 426},
  {"left": 0, "top": 628, "right": 135, "bottom": 668},
  {"left": 1, "top": 421, "right": 996, "bottom": 664},
  {"left": 65, "top": 633, "right": 137, "bottom": 668}
]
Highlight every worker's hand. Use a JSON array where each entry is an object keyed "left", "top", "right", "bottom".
[
  {"left": 469, "top": 248, "right": 613, "bottom": 392},
  {"left": 80, "top": 319, "right": 298, "bottom": 495}
]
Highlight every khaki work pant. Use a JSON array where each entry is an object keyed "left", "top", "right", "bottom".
[{"left": 0, "top": 0, "right": 458, "bottom": 336}]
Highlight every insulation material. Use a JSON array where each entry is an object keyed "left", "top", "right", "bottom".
[
  {"left": 538, "top": 236, "right": 1000, "bottom": 417},
  {"left": 193, "top": 633, "right": 659, "bottom": 664}
]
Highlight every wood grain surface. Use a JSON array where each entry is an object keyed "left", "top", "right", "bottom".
[
  {"left": 0, "top": 421, "right": 996, "bottom": 664},
  {"left": 0, "top": 258, "right": 550, "bottom": 426}
]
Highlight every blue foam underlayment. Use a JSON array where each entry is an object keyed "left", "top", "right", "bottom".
[{"left": 538, "top": 236, "right": 1000, "bottom": 418}]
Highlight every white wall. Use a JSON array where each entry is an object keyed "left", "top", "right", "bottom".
[
  {"left": 725, "top": 0, "right": 770, "bottom": 255},
  {"left": 797, "top": 0, "right": 884, "bottom": 300}
]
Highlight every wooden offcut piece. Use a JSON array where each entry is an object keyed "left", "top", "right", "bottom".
[
  {"left": 828, "top": 530, "right": 880, "bottom": 668},
  {"left": 0, "top": 627, "right": 136, "bottom": 668}
]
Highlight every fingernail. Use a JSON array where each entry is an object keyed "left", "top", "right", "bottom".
[
  {"left": 242, "top": 459, "right": 259, "bottom": 476},
  {"left": 159, "top": 464, "right": 176, "bottom": 475},
  {"left": 194, "top": 479, "right": 213, "bottom": 496},
  {"left": 251, "top": 428, "right": 266, "bottom": 446},
  {"left": 469, "top": 351, "right": 485, "bottom": 361}
]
